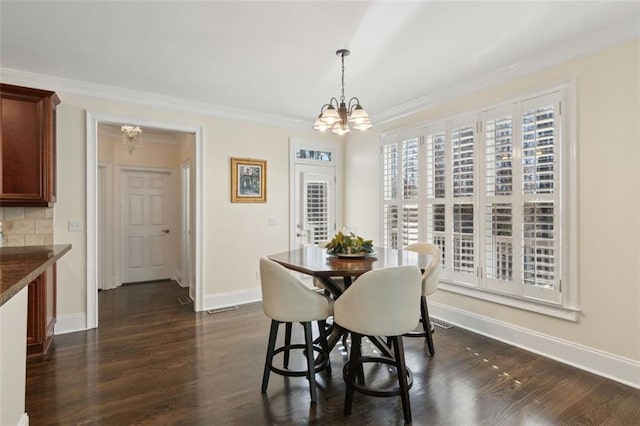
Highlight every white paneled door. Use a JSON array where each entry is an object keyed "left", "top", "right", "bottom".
[{"left": 121, "top": 170, "right": 173, "bottom": 283}]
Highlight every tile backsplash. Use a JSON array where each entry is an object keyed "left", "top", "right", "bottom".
[{"left": 0, "top": 207, "right": 54, "bottom": 247}]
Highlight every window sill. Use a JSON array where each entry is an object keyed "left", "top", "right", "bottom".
[{"left": 438, "top": 281, "right": 580, "bottom": 321}]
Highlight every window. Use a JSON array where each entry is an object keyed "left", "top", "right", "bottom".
[
  {"left": 382, "top": 137, "right": 420, "bottom": 248},
  {"left": 381, "top": 88, "right": 576, "bottom": 317}
]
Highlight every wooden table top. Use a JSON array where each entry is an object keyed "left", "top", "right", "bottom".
[{"left": 267, "top": 246, "right": 428, "bottom": 279}]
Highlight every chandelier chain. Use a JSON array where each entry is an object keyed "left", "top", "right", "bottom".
[{"left": 340, "top": 52, "right": 345, "bottom": 103}]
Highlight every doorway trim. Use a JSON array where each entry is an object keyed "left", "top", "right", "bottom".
[
  {"left": 86, "top": 112, "right": 204, "bottom": 329},
  {"left": 181, "top": 161, "right": 193, "bottom": 299},
  {"left": 288, "top": 137, "right": 344, "bottom": 250}
]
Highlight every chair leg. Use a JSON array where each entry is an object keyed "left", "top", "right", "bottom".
[
  {"left": 283, "top": 322, "right": 292, "bottom": 368},
  {"left": 391, "top": 336, "right": 412, "bottom": 423},
  {"left": 318, "top": 319, "right": 331, "bottom": 375},
  {"left": 422, "top": 296, "right": 435, "bottom": 356},
  {"left": 262, "top": 320, "right": 279, "bottom": 393},
  {"left": 344, "top": 333, "right": 362, "bottom": 415},
  {"left": 303, "top": 321, "right": 318, "bottom": 403}
]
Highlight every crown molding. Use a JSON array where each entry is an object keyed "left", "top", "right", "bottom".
[
  {"left": 0, "top": 68, "right": 309, "bottom": 131},
  {"left": 373, "top": 16, "right": 640, "bottom": 125},
  {"left": 1, "top": 16, "right": 637, "bottom": 131}
]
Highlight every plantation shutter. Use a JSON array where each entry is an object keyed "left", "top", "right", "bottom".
[
  {"left": 425, "top": 126, "right": 447, "bottom": 270},
  {"left": 483, "top": 107, "right": 515, "bottom": 293},
  {"left": 382, "top": 135, "right": 420, "bottom": 249},
  {"left": 451, "top": 119, "right": 477, "bottom": 282},
  {"left": 520, "top": 94, "right": 561, "bottom": 303},
  {"left": 382, "top": 88, "right": 567, "bottom": 309},
  {"left": 305, "top": 181, "right": 329, "bottom": 245},
  {"left": 382, "top": 143, "right": 400, "bottom": 248}
]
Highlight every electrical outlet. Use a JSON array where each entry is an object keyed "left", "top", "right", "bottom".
[
  {"left": 268, "top": 216, "right": 278, "bottom": 226},
  {"left": 68, "top": 220, "right": 82, "bottom": 232}
]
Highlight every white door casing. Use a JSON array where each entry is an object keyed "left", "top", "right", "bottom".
[
  {"left": 120, "top": 169, "right": 174, "bottom": 283},
  {"left": 289, "top": 138, "right": 343, "bottom": 252},
  {"left": 181, "top": 162, "right": 193, "bottom": 299},
  {"left": 289, "top": 139, "right": 342, "bottom": 289},
  {"left": 87, "top": 112, "right": 204, "bottom": 329}
]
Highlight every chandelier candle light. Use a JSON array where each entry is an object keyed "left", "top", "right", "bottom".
[
  {"left": 313, "top": 49, "right": 372, "bottom": 135},
  {"left": 121, "top": 125, "right": 143, "bottom": 154}
]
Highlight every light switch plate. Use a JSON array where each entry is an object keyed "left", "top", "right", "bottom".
[{"left": 68, "top": 220, "right": 82, "bottom": 232}]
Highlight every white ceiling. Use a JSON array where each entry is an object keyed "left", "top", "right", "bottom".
[{"left": 1, "top": 1, "right": 638, "bottom": 127}]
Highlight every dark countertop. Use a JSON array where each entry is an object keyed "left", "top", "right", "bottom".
[{"left": 0, "top": 244, "right": 72, "bottom": 307}]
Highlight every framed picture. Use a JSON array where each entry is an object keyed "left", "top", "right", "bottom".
[{"left": 231, "top": 157, "right": 267, "bottom": 203}]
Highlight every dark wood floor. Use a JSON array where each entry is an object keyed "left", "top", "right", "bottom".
[{"left": 26, "top": 281, "right": 640, "bottom": 425}]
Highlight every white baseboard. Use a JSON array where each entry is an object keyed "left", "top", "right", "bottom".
[
  {"left": 54, "top": 313, "right": 87, "bottom": 335},
  {"left": 17, "top": 413, "right": 29, "bottom": 426},
  {"left": 202, "top": 287, "right": 262, "bottom": 311},
  {"left": 430, "top": 301, "right": 640, "bottom": 390}
]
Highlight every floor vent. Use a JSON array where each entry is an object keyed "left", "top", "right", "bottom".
[
  {"left": 177, "top": 296, "right": 192, "bottom": 305},
  {"left": 207, "top": 306, "right": 239, "bottom": 314},
  {"left": 431, "top": 318, "right": 453, "bottom": 329}
]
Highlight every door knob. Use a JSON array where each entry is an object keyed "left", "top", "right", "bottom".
[{"left": 161, "top": 229, "right": 170, "bottom": 234}]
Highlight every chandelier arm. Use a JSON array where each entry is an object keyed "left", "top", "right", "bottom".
[
  {"left": 318, "top": 103, "right": 330, "bottom": 114},
  {"left": 320, "top": 98, "right": 340, "bottom": 112},
  {"left": 347, "top": 97, "right": 362, "bottom": 113}
]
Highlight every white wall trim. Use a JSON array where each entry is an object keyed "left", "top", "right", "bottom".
[
  {"left": 1, "top": 67, "right": 307, "bottom": 130},
  {"left": 17, "top": 413, "right": 29, "bottom": 426},
  {"left": 87, "top": 112, "right": 98, "bottom": 329},
  {"left": 203, "top": 288, "right": 262, "bottom": 311},
  {"left": 288, "top": 137, "right": 345, "bottom": 250},
  {"left": 373, "top": 16, "right": 640, "bottom": 125},
  {"left": 438, "top": 282, "right": 579, "bottom": 321},
  {"left": 430, "top": 301, "right": 640, "bottom": 390},
  {"left": 55, "top": 313, "right": 87, "bottom": 335}
]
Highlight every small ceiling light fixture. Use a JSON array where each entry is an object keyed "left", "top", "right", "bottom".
[
  {"left": 313, "top": 49, "right": 372, "bottom": 135},
  {"left": 121, "top": 125, "right": 143, "bottom": 154}
]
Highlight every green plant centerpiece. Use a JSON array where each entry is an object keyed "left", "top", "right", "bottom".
[{"left": 325, "top": 231, "right": 374, "bottom": 256}]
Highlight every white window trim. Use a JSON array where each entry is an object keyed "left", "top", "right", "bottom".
[{"left": 380, "top": 80, "right": 579, "bottom": 321}]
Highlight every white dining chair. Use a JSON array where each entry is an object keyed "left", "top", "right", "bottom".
[
  {"left": 403, "top": 242, "right": 441, "bottom": 356},
  {"left": 333, "top": 265, "right": 421, "bottom": 423},
  {"left": 259, "top": 257, "right": 334, "bottom": 403}
]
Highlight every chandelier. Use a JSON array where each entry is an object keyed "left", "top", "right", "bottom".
[
  {"left": 121, "top": 125, "right": 143, "bottom": 154},
  {"left": 313, "top": 49, "right": 372, "bottom": 135}
]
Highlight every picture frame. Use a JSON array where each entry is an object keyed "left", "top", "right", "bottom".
[{"left": 231, "top": 157, "right": 267, "bottom": 203}]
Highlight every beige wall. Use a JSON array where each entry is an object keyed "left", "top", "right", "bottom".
[
  {"left": 53, "top": 94, "right": 336, "bottom": 316},
  {"left": 345, "top": 40, "right": 640, "bottom": 361}
]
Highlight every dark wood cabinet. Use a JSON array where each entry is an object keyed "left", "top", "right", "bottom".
[
  {"left": 0, "top": 83, "right": 60, "bottom": 207},
  {"left": 27, "top": 264, "right": 57, "bottom": 355}
]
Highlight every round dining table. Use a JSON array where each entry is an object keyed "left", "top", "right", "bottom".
[{"left": 266, "top": 245, "right": 429, "bottom": 357}]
